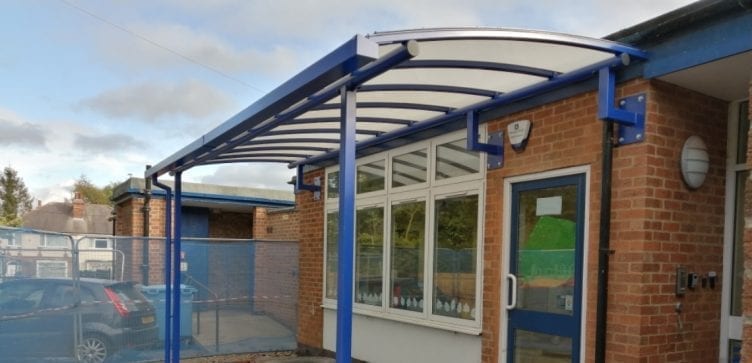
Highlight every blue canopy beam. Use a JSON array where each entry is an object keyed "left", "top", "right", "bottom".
[
  {"left": 313, "top": 101, "right": 453, "bottom": 113},
  {"left": 284, "top": 117, "right": 414, "bottom": 126},
  {"left": 395, "top": 59, "right": 558, "bottom": 78},
  {"left": 357, "top": 83, "right": 499, "bottom": 97}
]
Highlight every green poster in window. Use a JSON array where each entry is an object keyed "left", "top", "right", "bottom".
[{"left": 519, "top": 216, "right": 575, "bottom": 280}]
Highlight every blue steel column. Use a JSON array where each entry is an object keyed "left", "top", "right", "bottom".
[
  {"left": 173, "top": 171, "right": 183, "bottom": 363},
  {"left": 336, "top": 86, "right": 356, "bottom": 363},
  {"left": 151, "top": 176, "right": 173, "bottom": 363}
]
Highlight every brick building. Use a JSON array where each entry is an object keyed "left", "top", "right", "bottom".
[
  {"left": 145, "top": 1, "right": 752, "bottom": 362},
  {"left": 112, "top": 177, "right": 299, "bottom": 328}
]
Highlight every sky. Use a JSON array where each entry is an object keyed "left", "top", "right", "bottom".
[{"left": 0, "top": 0, "right": 696, "bottom": 203}]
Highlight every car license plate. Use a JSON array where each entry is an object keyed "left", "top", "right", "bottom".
[{"left": 142, "top": 315, "right": 155, "bottom": 324}]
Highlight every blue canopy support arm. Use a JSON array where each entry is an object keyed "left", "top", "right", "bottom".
[
  {"left": 597, "top": 63, "right": 646, "bottom": 145},
  {"left": 296, "top": 165, "right": 321, "bottom": 193}
]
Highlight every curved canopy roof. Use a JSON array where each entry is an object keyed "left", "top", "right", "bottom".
[{"left": 146, "top": 28, "right": 646, "bottom": 178}]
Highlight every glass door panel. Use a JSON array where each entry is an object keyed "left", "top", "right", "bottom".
[{"left": 507, "top": 174, "right": 584, "bottom": 363}]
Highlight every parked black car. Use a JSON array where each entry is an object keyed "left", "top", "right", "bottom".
[{"left": 0, "top": 278, "right": 158, "bottom": 362}]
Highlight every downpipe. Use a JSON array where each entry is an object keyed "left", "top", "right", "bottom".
[{"left": 595, "top": 121, "right": 614, "bottom": 363}]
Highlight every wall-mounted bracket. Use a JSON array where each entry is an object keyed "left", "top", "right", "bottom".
[
  {"left": 466, "top": 111, "right": 504, "bottom": 169},
  {"left": 598, "top": 67, "right": 646, "bottom": 146},
  {"left": 296, "top": 165, "right": 321, "bottom": 199}
]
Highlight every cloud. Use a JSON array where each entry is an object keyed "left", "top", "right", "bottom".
[
  {"left": 73, "top": 132, "right": 147, "bottom": 153},
  {"left": 96, "top": 22, "right": 298, "bottom": 76},
  {"left": 195, "top": 164, "right": 295, "bottom": 191},
  {"left": 78, "top": 80, "right": 234, "bottom": 122},
  {"left": 0, "top": 114, "right": 48, "bottom": 150}
]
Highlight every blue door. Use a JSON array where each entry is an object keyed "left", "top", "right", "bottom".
[
  {"left": 181, "top": 207, "right": 209, "bottom": 301},
  {"left": 507, "top": 174, "right": 585, "bottom": 363}
]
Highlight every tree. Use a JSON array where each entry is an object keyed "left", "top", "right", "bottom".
[
  {"left": 73, "top": 175, "right": 117, "bottom": 205},
  {"left": 0, "top": 166, "right": 34, "bottom": 227}
]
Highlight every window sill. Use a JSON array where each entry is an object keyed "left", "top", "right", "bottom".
[{"left": 321, "top": 303, "right": 482, "bottom": 336}]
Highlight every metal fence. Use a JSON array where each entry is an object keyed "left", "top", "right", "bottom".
[{"left": 0, "top": 227, "right": 298, "bottom": 362}]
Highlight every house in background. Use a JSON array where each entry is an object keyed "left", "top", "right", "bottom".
[{"left": 0, "top": 192, "right": 114, "bottom": 279}]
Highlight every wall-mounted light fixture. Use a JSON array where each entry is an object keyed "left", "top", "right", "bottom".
[{"left": 680, "top": 135, "right": 709, "bottom": 189}]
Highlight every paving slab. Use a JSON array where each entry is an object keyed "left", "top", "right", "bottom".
[{"left": 255, "top": 357, "right": 335, "bottom": 363}]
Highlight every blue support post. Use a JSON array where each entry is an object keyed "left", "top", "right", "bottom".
[
  {"left": 151, "top": 176, "right": 173, "bottom": 363},
  {"left": 336, "top": 86, "right": 356, "bottom": 363},
  {"left": 173, "top": 172, "right": 183, "bottom": 363}
]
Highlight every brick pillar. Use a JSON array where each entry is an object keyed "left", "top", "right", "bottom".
[
  {"left": 296, "top": 169, "right": 325, "bottom": 350},
  {"left": 253, "top": 207, "right": 269, "bottom": 239},
  {"left": 742, "top": 77, "right": 752, "bottom": 362}
]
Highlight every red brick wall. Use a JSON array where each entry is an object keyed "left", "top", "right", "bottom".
[
  {"left": 208, "top": 211, "right": 253, "bottom": 239},
  {"left": 296, "top": 169, "right": 325, "bottom": 348},
  {"left": 480, "top": 79, "right": 727, "bottom": 363},
  {"left": 267, "top": 209, "right": 299, "bottom": 241}
]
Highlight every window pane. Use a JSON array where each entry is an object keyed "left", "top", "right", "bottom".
[
  {"left": 737, "top": 101, "right": 749, "bottom": 164},
  {"left": 95, "top": 239, "right": 109, "bottom": 249},
  {"left": 516, "top": 185, "right": 578, "bottom": 315},
  {"left": 327, "top": 171, "right": 339, "bottom": 199},
  {"left": 435, "top": 139, "right": 480, "bottom": 180},
  {"left": 390, "top": 200, "right": 425, "bottom": 312},
  {"left": 357, "top": 160, "right": 385, "bottom": 194},
  {"left": 44, "top": 235, "right": 70, "bottom": 248},
  {"left": 514, "top": 329, "right": 572, "bottom": 363},
  {"left": 326, "top": 211, "right": 339, "bottom": 299},
  {"left": 356, "top": 207, "right": 384, "bottom": 306},
  {"left": 433, "top": 194, "right": 478, "bottom": 320},
  {"left": 392, "top": 149, "right": 428, "bottom": 188}
]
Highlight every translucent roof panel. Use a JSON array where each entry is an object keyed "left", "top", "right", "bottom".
[{"left": 146, "top": 28, "right": 646, "bottom": 178}]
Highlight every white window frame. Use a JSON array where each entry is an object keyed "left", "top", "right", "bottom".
[
  {"left": 389, "top": 143, "right": 431, "bottom": 193},
  {"left": 720, "top": 100, "right": 748, "bottom": 361},
  {"left": 353, "top": 199, "right": 387, "bottom": 312},
  {"left": 36, "top": 260, "right": 68, "bottom": 278},
  {"left": 41, "top": 234, "right": 71, "bottom": 249},
  {"left": 426, "top": 183, "right": 484, "bottom": 329},
  {"left": 385, "top": 190, "right": 429, "bottom": 320},
  {"left": 431, "top": 131, "right": 485, "bottom": 187},
  {"left": 356, "top": 154, "right": 388, "bottom": 198},
  {"left": 322, "top": 129, "right": 486, "bottom": 333},
  {"left": 7, "top": 232, "right": 19, "bottom": 247},
  {"left": 93, "top": 239, "right": 111, "bottom": 249}
]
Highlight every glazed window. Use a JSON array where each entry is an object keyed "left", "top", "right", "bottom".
[
  {"left": 392, "top": 149, "right": 428, "bottom": 188},
  {"left": 432, "top": 194, "right": 478, "bottom": 320},
  {"left": 327, "top": 171, "right": 339, "bottom": 199},
  {"left": 390, "top": 199, "right": 426, "bottom": 312},
  {"left": 435, "top": 139, "right": 480, "bottom": 181},
  {"left": 355, "top": 206, "right": 384, "bottom": 306},
  {"left": 357, "top": 160, "right": 385, "bottom": 194},
  {"left": 322, "top": 130, "right": 485, "bottom": 330}
]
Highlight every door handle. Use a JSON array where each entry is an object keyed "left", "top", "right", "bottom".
[{"left": 506, "top": 274, "right": 517, "bottom": 310}]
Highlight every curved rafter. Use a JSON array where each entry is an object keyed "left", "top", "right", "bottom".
[{"left": 146, "top": 28, "right": 647, "bottom": 178}]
